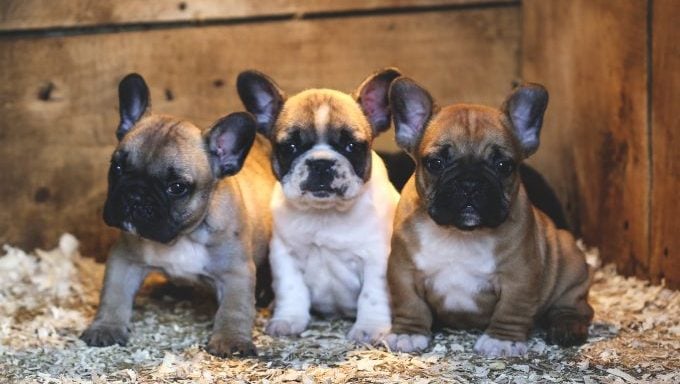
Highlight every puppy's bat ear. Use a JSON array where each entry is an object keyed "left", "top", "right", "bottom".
[
  {"left": 205, "top": 112, "right": 257, "bottom": 178},
  {"left": 355, "top": 67, "right": 402, "bottom": 136},
  {"left": 389, "top": 77, "right": 435, "bottom": 154},
  {"left": 117, "top": 73, "right": 150, "bottom": 140},
  {"left": 236, "top": 70, "right": 285, "bottom": 137},
  {"left": 502, "top": 82, "right": 548, "bottom": 157}
]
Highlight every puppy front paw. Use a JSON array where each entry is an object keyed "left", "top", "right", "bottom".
[
  {"left": 473, "top": 334, "right": 527, "bottom": 357},
  {"left": 547, "top": 315, "right": 589, "bottom": 347},
  {"left": 265, "top": 317, "right": 308, "bottom": 337},
  {"left": 384, "top": 333, "right": 430, "bottom": 353},
  {"left": 348, "top": 322, "right": 391, "bottom": 344},
  {"left": 80, "top": 323, "right": 130, "bottom": 347},
  {"left": 206, "top": 334, "right": 257, "bottom": 357}
]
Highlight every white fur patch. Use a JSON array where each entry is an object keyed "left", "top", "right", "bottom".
[
  {"left": 268, "top": 152, "right": 398, "bottom": 339},
  {"left": 141, "top": 237, "right": 210, "bottom": 280},
  {"left": 412, "top": 222, "right": 497, "bottom": 313},
  {"left": 314, "top": 103, "right": 331, "bottom": 133}
]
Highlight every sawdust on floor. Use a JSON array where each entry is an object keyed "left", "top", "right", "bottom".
[{"left": 1, "top": 234, "right": 678, "bottom": 383}]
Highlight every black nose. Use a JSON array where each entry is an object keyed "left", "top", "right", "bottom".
[
  {"left": 123, "top": 191, "right": 154, "bottom": 220},
  {"left": 305, "top": 159, "right": 336, "bottom": 191},
  {"left": 306, "top": 159, "right": 335, "bottom": 175},
  {"left": 458, "top": 178, "right": 481, "bottom": 193},
  {"left": 126, "top": 191, "right": 143, "bottom": 203}
]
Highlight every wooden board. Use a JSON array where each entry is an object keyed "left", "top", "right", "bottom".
[
  {"left": 650, "top": 0, "right": 680, "bottom": 289},
  {"left": 0, "top": 0, "right": 518, "bottom": 31},
  {"left": 0, "top": 6, "right": 520, "bottom": 257},
  {"left": 522, "top": 0, "right": 650, "bottom": 276}
]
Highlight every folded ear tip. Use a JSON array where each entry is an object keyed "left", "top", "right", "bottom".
[
  {"left": 237, "top": 70, "right": 256, "bottom": 82},
  {"left": 378, "top": 67, "right": 402, "bottom": 80},
  {"left": 228, "top": 111, "right": 257, "bottom": 127},
  {"left": 518, "top": 82, "right": 549, "bottom": 101},
  {"left": 120, "top": 73, "right": 148, "bottom": 90},
  {"left": 392, "top": 76, "right": 417, "bottom": 90},
  {"left": 122, "top": 72, "right": 144, "bottom": 81},
  {"left": 237, "top": 70, "right": 273, "bottom": 87},
  {"left": 389, "top": 77, "right": 409, "bottom": 95}
]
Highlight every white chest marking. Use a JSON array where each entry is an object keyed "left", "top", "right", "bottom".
[
  {"left": 299, "top": 245, "right": 362, "bottom": 316},
  {"left": 413, "top": 223, "right": 497, "bottom": 313},
  {"left": 141, "top": 237, "right": 210, "bottom": 280}
]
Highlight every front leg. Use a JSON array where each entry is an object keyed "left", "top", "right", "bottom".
[
  {"left": 474, "top": 270, "right": 539, "bottom": 358},
  {"left": 384, "top": 237, "right": 432, "bottom": 353},
  {"left": 80, "top": 243, "right": 148, "bottom": 347},
  {"left": 266, "top": 235, "right": 311, "bottom": 337},
  {"left": 348, "top": 250, "right": 391, "bottom": 344},
  {"left": 207, "top": 260, "right": 258, "bottom": 357}
]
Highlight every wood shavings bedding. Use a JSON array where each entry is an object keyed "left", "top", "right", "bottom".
[{"left": 1, "top": 234, "right": 678, "bottom": 383}]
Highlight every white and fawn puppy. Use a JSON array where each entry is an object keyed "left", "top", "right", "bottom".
[
  {"left": 80, "top": 74, "right": 275, "bottom": 357},
  {"left": 237, "top": 69, "right": 401, "bottom": 343},
  {"left": 385, "top": 77, "right": 593, "bottom": 357}
]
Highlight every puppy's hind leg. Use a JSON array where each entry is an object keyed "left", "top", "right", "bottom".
[
  {"left": 544, "top": 286, "right": 593, "bottom": 347},
  {"left": 544, "top": 233, "right": 594, "bottom": 347}
]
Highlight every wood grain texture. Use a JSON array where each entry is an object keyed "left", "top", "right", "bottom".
[
  {"left": 0, "top": 0, "right": 518, "bottom": 31},
  {"left": 522, "top": 0, "right": 650, "bottom": 276},
  {"left": 650, "top": 0, "right": 680, "bottom": 288},
  {"left": 0, "top": 6, "right": 520, "bottom": 257}
]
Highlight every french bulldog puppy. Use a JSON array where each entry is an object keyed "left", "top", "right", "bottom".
[
  {"left": 80, "top": 73, "right": 275, "bottom": 357},
  {"left": 237, "top": 69, "right": 401, "bottom": 343},
  {"left": 385, "top": 77, "right": 593, "bottom": 357}
]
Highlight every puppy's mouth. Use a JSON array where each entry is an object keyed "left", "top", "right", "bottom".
[
  {"left": 429, "top": 202, "right": 483, "bottom": 230},
  {"left": 309, "top": 190, "right": 332, "bottom": 198},
  {"left": 455, "top": 204, "right": 483, "bottom": 231},
  {"left": 301, "top": 182, "right": 347, "bottom": 199},
  {"left": 103, "top": 189, "right": 182, "bottom": 244}
]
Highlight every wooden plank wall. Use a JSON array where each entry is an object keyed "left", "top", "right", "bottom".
[
  {"left": 650, "top": 0, "right": 680, "bottom": 287},
  {"left": 0, "top": 0, "right": 517, "bottom": 31},
  {"left": 0, "top": 0, "right": 521, "bottom": 258},
  {"left": 523, "top": 0, "right": 679, "bottom": 288}
]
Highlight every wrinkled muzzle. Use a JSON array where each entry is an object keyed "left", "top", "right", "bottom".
[
  {"left": 427, "top": 166, "right": 507, "bottom": 230},
  {"left": 103, "top": 179, "right": 181, "bottom": 243}
]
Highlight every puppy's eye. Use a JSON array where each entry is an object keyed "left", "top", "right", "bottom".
[
  {"left": 111, "top": 161, "right": 123, "bottom": 176},
  {"left": 345, "top": 142, "right": 355, "bottom": 153},
  {"left": 282, "top": 143, "right": 298, "bottom": 155},
  {"left": 166, "top": 182, "right": 190, "bottom": 197},
  {"left": 425, "top": 157, "right": 444, "bottom": 174},
  {"left": 495, "top": 159, "right": 515, "bottom": 175}
]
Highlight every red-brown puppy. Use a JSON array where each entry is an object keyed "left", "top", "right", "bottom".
[{"left": 385, "top": 78, "right": 593, "bottom": 357}]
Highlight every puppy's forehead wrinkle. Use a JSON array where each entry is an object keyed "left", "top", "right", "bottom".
[
  {"left": 277, "top": 89, "right": 371, "bottom": 141},
  {"left": 122, "top": 115, "right": 206, "bottom": 177},
  {"left": 423, "top": 106, "right": 515, "bottom": 157}
]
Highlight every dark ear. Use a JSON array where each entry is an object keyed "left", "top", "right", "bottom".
[
  {"left": 502, "top": 82, "right": 549, "bottom": 157},
  {"left": 236, "top": 70, "right": 285, "bottom": 137},
  {"left": 117, "top": 73, "right": 150, "bottom": 140},
  {"left": 389, "top": 77, "right": 435, "bottom": 154},
  {"left": 354, "top": 67, "right": 402, "bottom": 136},
  {"left": 205, "top": 112, "right": 257, "bottom": 178}
]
